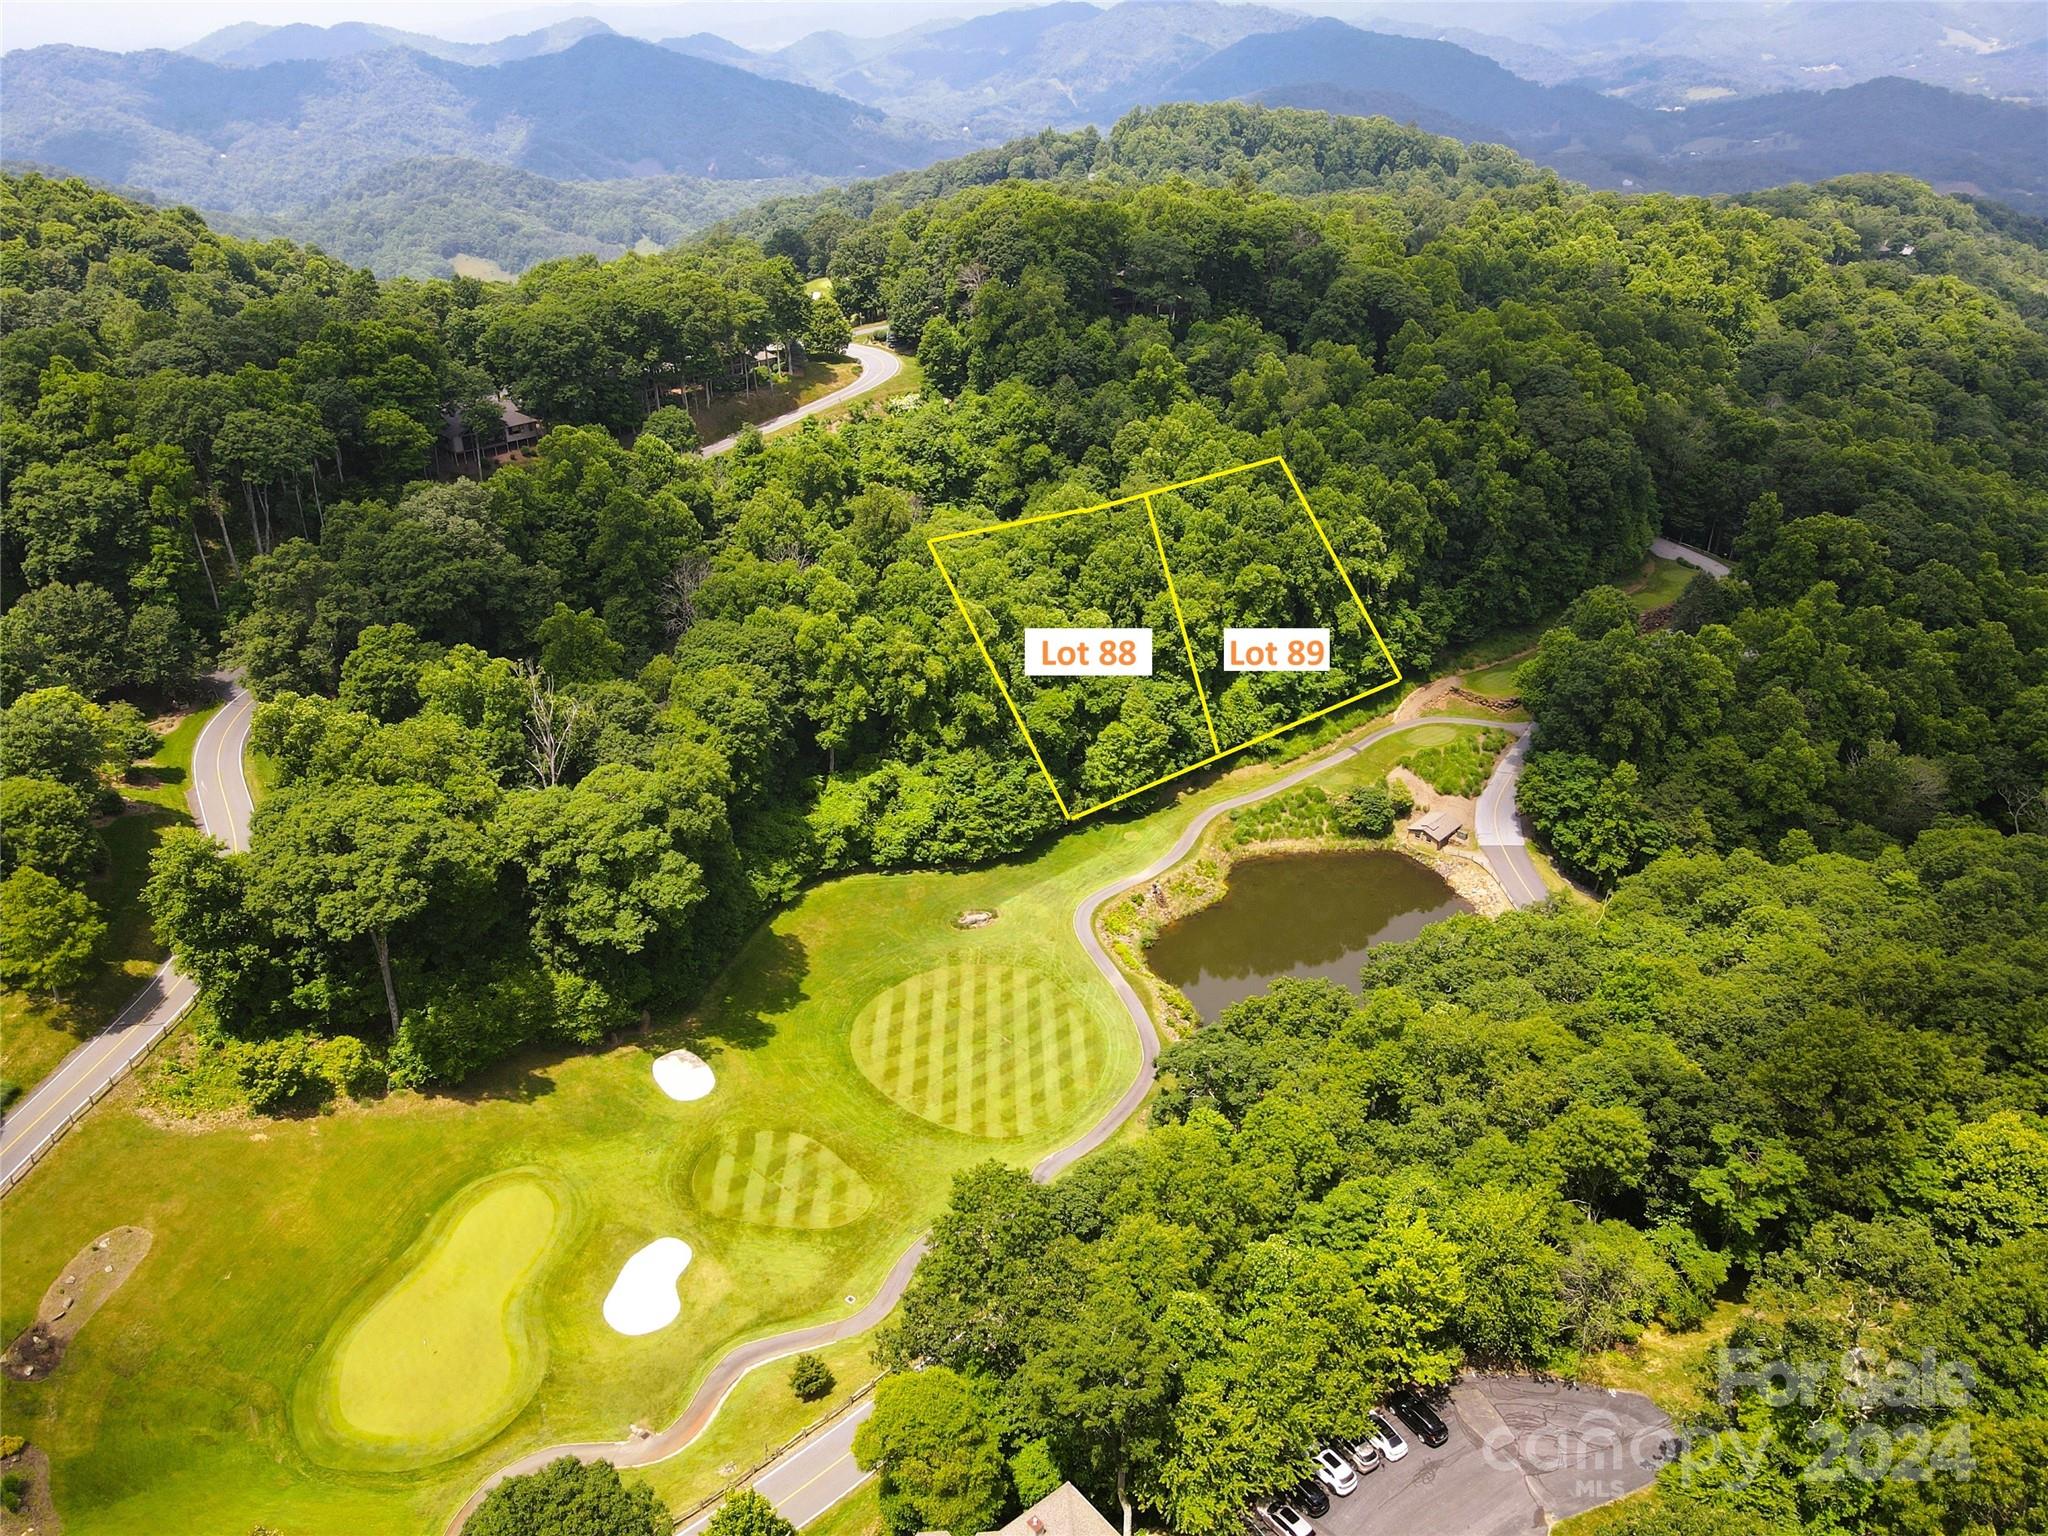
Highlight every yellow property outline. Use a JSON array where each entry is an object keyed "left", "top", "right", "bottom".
[{"left": 927, "top": 454, "right": 1405, "bottom": 820}]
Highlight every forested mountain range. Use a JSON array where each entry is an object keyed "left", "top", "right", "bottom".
[
  {"left": 1334, "top": 0, "right": 2048, "bottom": 107},
  {"left": 212, "top": 160, "right": 828, "bottom": 281},
  {"left": 3, "top": 4, "right": 2042, "bottom": 280},
  {"left": 0, "top": 33, "right": 950, "bottom": 209}
]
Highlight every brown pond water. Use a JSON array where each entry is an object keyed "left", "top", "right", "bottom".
[{"left": 1145, "top": 849, "right": 1470, "bottom": 1020}]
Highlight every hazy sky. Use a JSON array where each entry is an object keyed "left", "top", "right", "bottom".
[{"left": 0, "top": 1, "right": 1026, "bottom": 53}]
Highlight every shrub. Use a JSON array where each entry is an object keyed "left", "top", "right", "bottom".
[
  {"left": 0, "top": 1434, "right": 24, "bottom": 1458},
  {"left": 0, "top": 1472, "right": 26, "bottom": 1513},
  {"left": 789, "top": 1352, "right": 835, "bottom": 1401},
  {"left": 1334, "top": 783, "right": 1396, "bottom": 838}
]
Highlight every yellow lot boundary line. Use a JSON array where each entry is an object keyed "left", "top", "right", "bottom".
[{"left": 927, "top": 455, "right": 1403, "bottom": 820}]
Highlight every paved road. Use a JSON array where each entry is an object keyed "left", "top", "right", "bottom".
[
  {"left": 1649, "top": 535, "right": 1732, "bottom": 580},
  {"left": 698, "top": 340, "right": 903, "bottom": 456},
  {"left": 451, "top": 713, "right": 1547, "bottom": 1531},
  {"left": 0, "top": 677, "right": 255, "bottom": 1193}
]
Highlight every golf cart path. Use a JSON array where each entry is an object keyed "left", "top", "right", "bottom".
[
  {"left": 0, "top": 676, "right": 255, "bottom": 1193},
  {"left": 450, "top": 714, "right": 1546, "bottom": 1530}
]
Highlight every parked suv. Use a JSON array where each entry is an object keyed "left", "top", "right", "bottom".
[
  {"left": 1336, "top": 1434, "right": 1382, "bottom": 1474},
  {"left": 1391, "top": 1392, "right": 1451, "bottom": 1449},
  {"left": 1366, "top": 1410, "right": 1410, "bottom": 1462},
  {"left": 1292, "top": 1478, "right": 1330, "bottom": 1518},
  {"left": 1312, "top": 1447, "right": 1357, "bottom": 1496},
  {"left": 1259, "top": 1503, "right": 1315, "bottom": 1536}
]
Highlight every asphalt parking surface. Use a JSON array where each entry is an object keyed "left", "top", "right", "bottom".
[{"left": 1284, "top": 1375, "right": 1673, "bottom": 1536}]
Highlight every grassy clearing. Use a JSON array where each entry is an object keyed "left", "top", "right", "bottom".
[
  {"left": 0, "top": 706, "right": 215, "bottom": 1098},
  {"left": 7, "top": 716, "right": 1438, "bottom": 1534},
  {"left": 689, "top": 361, "right": 860, "bottom": 443},
  {"left": 776, "top": 351, "right": 923, "bottom": 439},
  {"left": 1400, "top": 727, "right": 1513, "bottom": 796},
  {"left": 1578, "top": 1299, "right": 1741, "bottom": 1416},
  {"left": 1223, "top": 726, "right": 1492, "bottom": 847},
  {"left": 1445, "top": 557, "right": 1692, "bottom": 692}
]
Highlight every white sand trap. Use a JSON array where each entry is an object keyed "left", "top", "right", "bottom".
[
  {"left": 653, "top": 1049, "right": 715, "bottom": 1101},
  {"left": 603, "top": 1238, "right": 693, "bottom": 1336}
]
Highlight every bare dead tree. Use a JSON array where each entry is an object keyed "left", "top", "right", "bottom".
[
  {"left": 519, "top": 662, "right": 585, "bottom": 789},
  {"left": 658, "top": 552, "right": 712, "bottom": 638}
]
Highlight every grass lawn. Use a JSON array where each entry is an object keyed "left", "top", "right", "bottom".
[
  {"left": 0, "top": 705, "right": 215, "bottom": 1099},
  {"left": 804, "top": 1480, "right": 882, "bottom": 1536},
  {"left": 690, "top": 360, "right": 860, "bottom": 444},
  {"left": 1222, "top": 723, "right": 1491, "bottom": 847},
  {"left": 3, "top": 722, "right": 1411, "bottom": 1535},
  {"left": 645, "top": 1330, "right": 880, "bottom": 1515},
  {"left": 296, "top": 1171, "right": 572, "bottom": 1472},
  {"left": 1400, "top": 728, "right": 1513, "bottom": 797}
]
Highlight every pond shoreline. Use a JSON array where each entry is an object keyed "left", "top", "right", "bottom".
[{"left": 1103, "top": 811, "right": 1506, "bottom": 1033}]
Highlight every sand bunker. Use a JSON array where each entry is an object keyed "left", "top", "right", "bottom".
[
  {"left": 603, "top": 1238, "right": 693, "bottom": 1336},
  {"left": 652, "top": 1049, "right": 715, "bottom": 1101}
]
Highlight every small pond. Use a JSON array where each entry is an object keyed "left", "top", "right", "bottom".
[{"left": 1145, "top": 849, "right": 1470, "bottom": 1020}]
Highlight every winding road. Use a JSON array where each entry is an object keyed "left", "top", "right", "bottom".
[
  {"left": 449, "top": 713, "right": 1548, "bottom": 1531},
  {"left": 0, "top": 678, "right": 256, "bottom": 1194}
]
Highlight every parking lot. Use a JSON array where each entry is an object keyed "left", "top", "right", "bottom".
[{"left": 1269, "top": 1375, "right": 1674, "bottom": 1536}]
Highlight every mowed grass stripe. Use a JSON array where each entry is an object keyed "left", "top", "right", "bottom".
[
  {"left": 849, "top": 962, "right": 1100, "bottom": 1139},
  {"left": 690, "top": 1129, "right": 874, "bottom": 1229}
]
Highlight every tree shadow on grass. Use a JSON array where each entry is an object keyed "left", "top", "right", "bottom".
[
  {"left": 644, "top": 930, "right": 810, "bottom": 1060},
  {"left": 435, "top": 1057, "right": 563, "bottom": 1106}
]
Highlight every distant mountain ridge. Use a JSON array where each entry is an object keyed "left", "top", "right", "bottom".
[
  {"left": 183, "top": 16, "right": 619, "bottom": 67},
  {"left": 3, "top": 1, "right": 2041, "bottom": 279},
  {"left": 0, "top": 33, "right": 952, "bottom": 209}
]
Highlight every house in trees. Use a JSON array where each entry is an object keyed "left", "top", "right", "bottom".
[
  {"left": 983, "top": 1484, "right": 1117, "bottom": 1536},
  {"left": 438, "top": 391, "right": 545, "bottom": 477}
]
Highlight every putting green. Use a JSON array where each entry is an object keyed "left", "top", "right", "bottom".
[
  {"left": 294, "top": 1170, "right": 569, "bottom": 1471},
  {"left": 691, "top": 1128, "right": 874, "bottom": 1228},
  {"left": 1401, "top": 723, "right": 1459, "bottom": 746},
  {"left": 849, "top": 961, "right": 1098, "bottom": 1139}
]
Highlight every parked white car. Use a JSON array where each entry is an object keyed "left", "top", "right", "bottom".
[
  {"left": 1259, "top": 1502, "right": 1316, "bottom": 1536},
  {"left": 1313, "top": 1447, "right": 1358, "bottom": 1495},
  {"left": 1367, "top": 1410, "right": 1410, "bottom": 1462}
]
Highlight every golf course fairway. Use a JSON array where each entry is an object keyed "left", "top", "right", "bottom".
[{"left": 0, "top": 701, "right": 1395, "bottom": 1535}]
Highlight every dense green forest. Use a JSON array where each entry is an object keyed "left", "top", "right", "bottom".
[
  {"left": 884, "top": 835, "right": 2048, "bottom": 1536},
  {"left": 1, "top": 101, "right": 2043, "bottom": 1113},
  {"left": 219, "top": 158, "right": 829, "bottom": 280}
]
